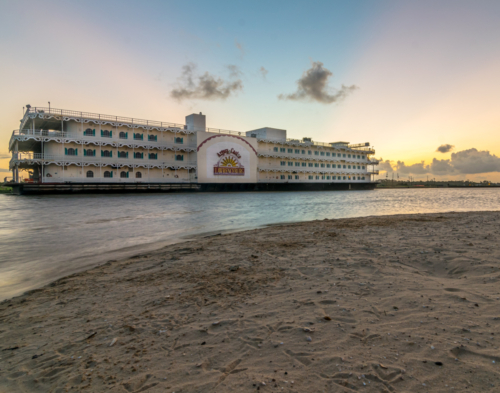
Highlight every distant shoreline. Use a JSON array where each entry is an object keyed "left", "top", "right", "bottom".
[{"left": 377, "top": 184, "right": 500, "bottom": 189}]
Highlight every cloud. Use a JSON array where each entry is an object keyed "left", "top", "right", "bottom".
[
  {"left": 278, "top": 61, "right": 358, "bottom": 104},
  {"left": 0, "top": 168, "right": 11, "bottom": 172},
  {"left": 449, "top": 148, "right": 500, "bottom": 174},
  {"left": 436, "top": 144, "right": 454, "bottom": 153},
  {"left": 0, "top": 153, "right": 11, "bottom": 159},
  {"left": 235, "top": 39, "right": 244, "bottom": 58},
  {"left": 259, "top": 66, "right": 268, "bottom": 80},
  {"left": 170, "top": 63, "right": 243, "bottom": 101},
  {"left": 385, "top": 148, "right": 500, "bottom": 176},
  {"left": 429, "top": 158, "right": 455, "bottom": 175},
  {"left": 226, "top": 64, "right": 242, "bottom": 78},
  {"left": 154, "top": 70, "right": 164, "bottom": 82},
  {"left": 396, "top": 161, "right": 430, "bottom": 175},
  {"left": 377, "top": 159, "right": 394, "bottom": 173}
]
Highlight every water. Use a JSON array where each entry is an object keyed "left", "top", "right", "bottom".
[{"left": 1, "top": 188, "right": 499, "bottom": 301}]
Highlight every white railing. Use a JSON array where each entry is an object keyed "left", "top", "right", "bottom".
[
  {"left": 14, "top": 129, "right": 67, "bottom": 137},
  {"left": 258, "top": 137, "right": 376, "bottom": 152},
  {"left": 21, "top": 107, "right": 376, "bottom": 150},
  {"left": 22, "top": 107, "right": 187, "bottom": 130},
  {"left": 21, "top": 107, "right": 247, "bottom": 136},
  {"left": 258, "top": 152, "right": 370, "bottom": 163},
  {"left": 206, "top": 127, "right": 247, "bottom": 136},
  {"left": 258, "top": 165, "right": 369, "bottom": 174},
  {"left": 11, "top": 129, "right": 197, "bottom": 148},
  {"left": 12, "top": 153, "right": 196, "bottom": 166}
]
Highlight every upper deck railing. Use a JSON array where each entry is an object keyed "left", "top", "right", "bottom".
[
  {"left": 21, "top": 107, "right": 245, "bottom": 136},
  {"left": 257, "top": 137, "right": 375, "bottom": 152},
  {"left": 21, "top": 106, "right": 375, "bottom": 151},
  {"left": 21, "top": 107, "right": 186, "bottom": 130}
]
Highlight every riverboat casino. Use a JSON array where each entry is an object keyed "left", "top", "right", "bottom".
[{"left": 7, "top": 105, "right": 379, "bottom": 194}]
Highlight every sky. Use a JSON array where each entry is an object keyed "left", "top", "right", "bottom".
[{"left": 1, "top": 0, "right": 500, "bottom": 181}]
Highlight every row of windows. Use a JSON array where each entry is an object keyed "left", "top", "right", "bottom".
[
  {"left": 278, "top": 175, "right": 366, "bottom": 180},
  {"left": 273, "top": 147, "right": 365, "bottom": 159},
  {"left": 278, "top": 161, "right": 365, "bottom": 170},
  {"left": 86, "top": 170, "right": 143, "bottom": 179},
  {"left": 83, "top": 129, "right": 183, "bottom": 144},
  {"left": 65, "top": 148, "right": 184, "bottom": 161}
]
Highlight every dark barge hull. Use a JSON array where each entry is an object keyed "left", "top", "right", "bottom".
[{"left": 8, "top": 182, "right": 377, "bottom": 195}]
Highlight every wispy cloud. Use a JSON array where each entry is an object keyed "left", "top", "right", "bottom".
[
  {"left": 170, "top": 63, "right": 243, "bottom": 101},
  {"left": 278, "top": 61, "right": 358, "bottom": 104},
  {"left": 0, "top": 168, "right": 11, "bottom": 173},
  {"left": 259, "top": 66, "right": 268, "bottom": 80},
  {"left": 154, "top": 70, "right": 164, "bottom": 82},
  {"left": 436, "top": 144, "right": 454, "bottom": 153},
  {"left": 235, "top": 39, "right": 245, "bottom": 59},
  {"left": 0, "top": 152, "right": 11, "bottom": 159},
  {"left": 226, "top": 64, "right": 242, "bottom": 78}
]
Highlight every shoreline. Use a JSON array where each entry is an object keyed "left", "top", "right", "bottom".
[
  {"left": 1, "top": 211, "right": 500, "bottom": 392},
  {"left": 0, "top": 223, "right": 273, "bottom": 303}
]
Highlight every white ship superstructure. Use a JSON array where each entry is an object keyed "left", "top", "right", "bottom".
[{"left": 7, "top": 105, "right": 379, "bottom": 193}]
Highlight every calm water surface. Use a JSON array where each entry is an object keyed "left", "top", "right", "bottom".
[{"left": 1, "top": 188, "right": 499, "bottom": 300}]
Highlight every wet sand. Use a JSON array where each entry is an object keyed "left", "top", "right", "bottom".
[{"left": 1, "top": 212, "right": 500, "bottom": 392}]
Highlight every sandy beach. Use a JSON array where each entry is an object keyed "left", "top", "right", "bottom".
[{"left": 1, "top": 211, "right": 500, "bottom": 392}]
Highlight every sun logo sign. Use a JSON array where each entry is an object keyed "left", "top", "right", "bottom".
[{"left": 214, "top": 148, "right": 245, "bottom": 176}]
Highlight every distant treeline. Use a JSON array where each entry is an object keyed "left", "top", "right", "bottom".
[{"left": 376, "top": 180, "right": 499, "bottom": 188}]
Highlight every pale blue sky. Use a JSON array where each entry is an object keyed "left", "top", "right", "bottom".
[{"left": 1, "top": 0, "right": 500, "bottom": 180}]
